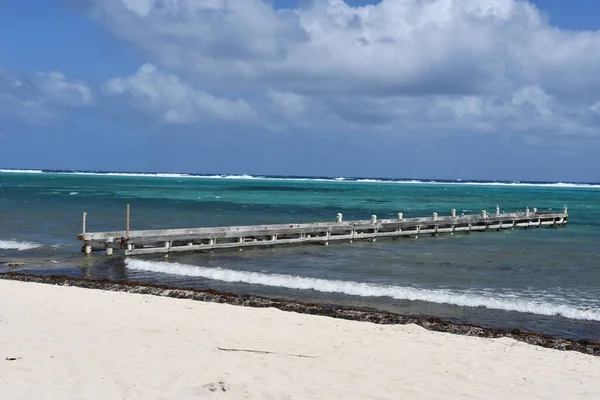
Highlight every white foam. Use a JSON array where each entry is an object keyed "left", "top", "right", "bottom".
[
  {"left": 67, "top": 172, "right": 194, "bottom": 178},
  {"left": 0, "top": 240, "right": 42, "bottom": 251},
  {"left": 3, "top": 169, "right": 599, "bottom": 188},
  {"left": 126, "top": 259, "right": 600, "bottom": 322},
  {"left": 0, "top": 169, "right": 43, "bottom": 174},
  {"left": 222, "top": 174, "right": 257, "bottom": 180}
]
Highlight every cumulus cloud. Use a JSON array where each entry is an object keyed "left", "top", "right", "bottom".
[
  {"left": 268, "top": 90, "right": 307, "bottom": 117},
  {"left": 104, "top": 63, "right": 256, "bottom": 124},
  {"left": 33, "top": 71, "right": 94, "bottom": 107},
  {"left": 91, "top": 0, "right": 600, "bottom": 136},
  {"left": 0, "top": 68, "right": 93, "bottom": 123}
]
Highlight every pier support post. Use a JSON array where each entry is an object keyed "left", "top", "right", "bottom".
[
  {"left": 371, "top": 215, "right": 377, "bottom": 224},
  {"left": 397, "top": 212, "right": 403, "bottom": 220},
  {"left": 337, "top": 213, "right": 343, "bottom": 223},
  {"left": 82, "top": 212, "right": 87, "bottom": 235},
  {"left": 126, "top": 204, "right": 131, "bottom": 240},
  {"left": 495, "top": 205, "right": 500, "bottom": 216},
  {"left": 451, "top": 209, "right": 456, "bottom": 218},
  {"left": 106, "top": 237, "right": 114, "bottom": 256}
]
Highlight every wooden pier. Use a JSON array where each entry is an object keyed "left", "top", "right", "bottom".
[{"left": 77, "top": 206, "right": 568, "bottom": 256}]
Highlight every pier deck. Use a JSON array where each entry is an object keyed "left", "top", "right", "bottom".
[{"left": 78, "top": 206, "right": 568, "bottom": 256}]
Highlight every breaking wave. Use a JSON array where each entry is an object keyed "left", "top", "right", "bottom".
[
  {"left": 1, "top": 169, "right": 598, "bottom": 188},
  {"left": 0, "top": 240, "right": 43, "bottom": 251},
  {"left": 0, "top": 169, "right": 43, "bottom": 174},
  {"left": 126, "top": 259, "right": 600, "bottom": 322}
]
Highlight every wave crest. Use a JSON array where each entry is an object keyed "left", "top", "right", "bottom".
[
  {"left": 0, "top": 169, "right": 43, "bottom": 174},
  {"left": 125, "top": 259, "right": 600, "bottom": 322},
  {"left": 0, "top": 240, "right": 42, "bottom": 251},
  {"left": 2, "top": 169, "right": 599, "bottom": 187}
]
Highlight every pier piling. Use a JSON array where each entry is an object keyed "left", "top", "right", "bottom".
[
  {"left": 82, "top": 212, "right": 87, "bottom": 235},
  {"left": 126, "top": 204, "right": 131, "bottom": 240}
]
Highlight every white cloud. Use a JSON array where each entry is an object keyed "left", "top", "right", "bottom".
[
  {"left": 121, "top": 0, "right": 153, "bottom": 16},
  {"left": 268, "top": 90, "right": 307, "bottom": 117},
  {"left": 34, "top": 71, "right": 94, "bottom": 107},
  {"left": 511, "top": 85, "right": 553, "bottom": 117},
  {"left": 0, "top": 68, "right": 93, "bottom": 123},
  {"left": 104, "top": 63, "right": 257, "bottom": 124},
  {"left": 90, "top": 0, "right": 600, "bottom": 136}
]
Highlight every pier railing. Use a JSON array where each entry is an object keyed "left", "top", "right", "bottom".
[{"left": 77, "top": 205, "right": 568, "bottom": 256}]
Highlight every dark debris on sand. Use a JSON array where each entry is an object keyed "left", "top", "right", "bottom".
[{"left": 1, "top": 272, "right": 598, "bottom": 357}]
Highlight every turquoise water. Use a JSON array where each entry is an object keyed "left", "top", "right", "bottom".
[{"left": 1, "top": 170, "right": 599, "bottom": 340}]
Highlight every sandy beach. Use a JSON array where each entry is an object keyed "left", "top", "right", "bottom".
[{"left": 1, "top": 279, "right": 599, "bottom": 400}]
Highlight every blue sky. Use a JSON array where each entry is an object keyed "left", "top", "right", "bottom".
[{"left": 1, "top": 0, "right": 600, "bottom": 181}]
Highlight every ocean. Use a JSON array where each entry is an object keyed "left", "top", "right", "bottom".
[{"left": 1, "top": 169, "right": 599, "bottom": 341}]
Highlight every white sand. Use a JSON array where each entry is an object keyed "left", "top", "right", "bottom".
[{"left": 1, "top": 280, "right": 598, "bottom": 400}]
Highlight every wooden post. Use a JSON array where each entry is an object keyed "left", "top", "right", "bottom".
[
  {"left": 106, "top": 237, "right": 114, "bottom": 256},
  {"left": 126, "top": 204, "right": 131, "bottom": 240},
  {"left": 82, "top": 212, "right": 87, "bottom": 235}
]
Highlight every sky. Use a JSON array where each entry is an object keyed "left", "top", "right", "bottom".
[{"left": 1, "top": 0, "right": 600, "bottom": 181}]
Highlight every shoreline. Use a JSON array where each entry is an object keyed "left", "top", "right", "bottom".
[{"left": 2, "top": 272, "right": 598, "bottom": 357}]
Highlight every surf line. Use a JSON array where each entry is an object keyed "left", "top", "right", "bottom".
[{"left": 125, "top": 259, "right": 600, "bottom": 322}]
